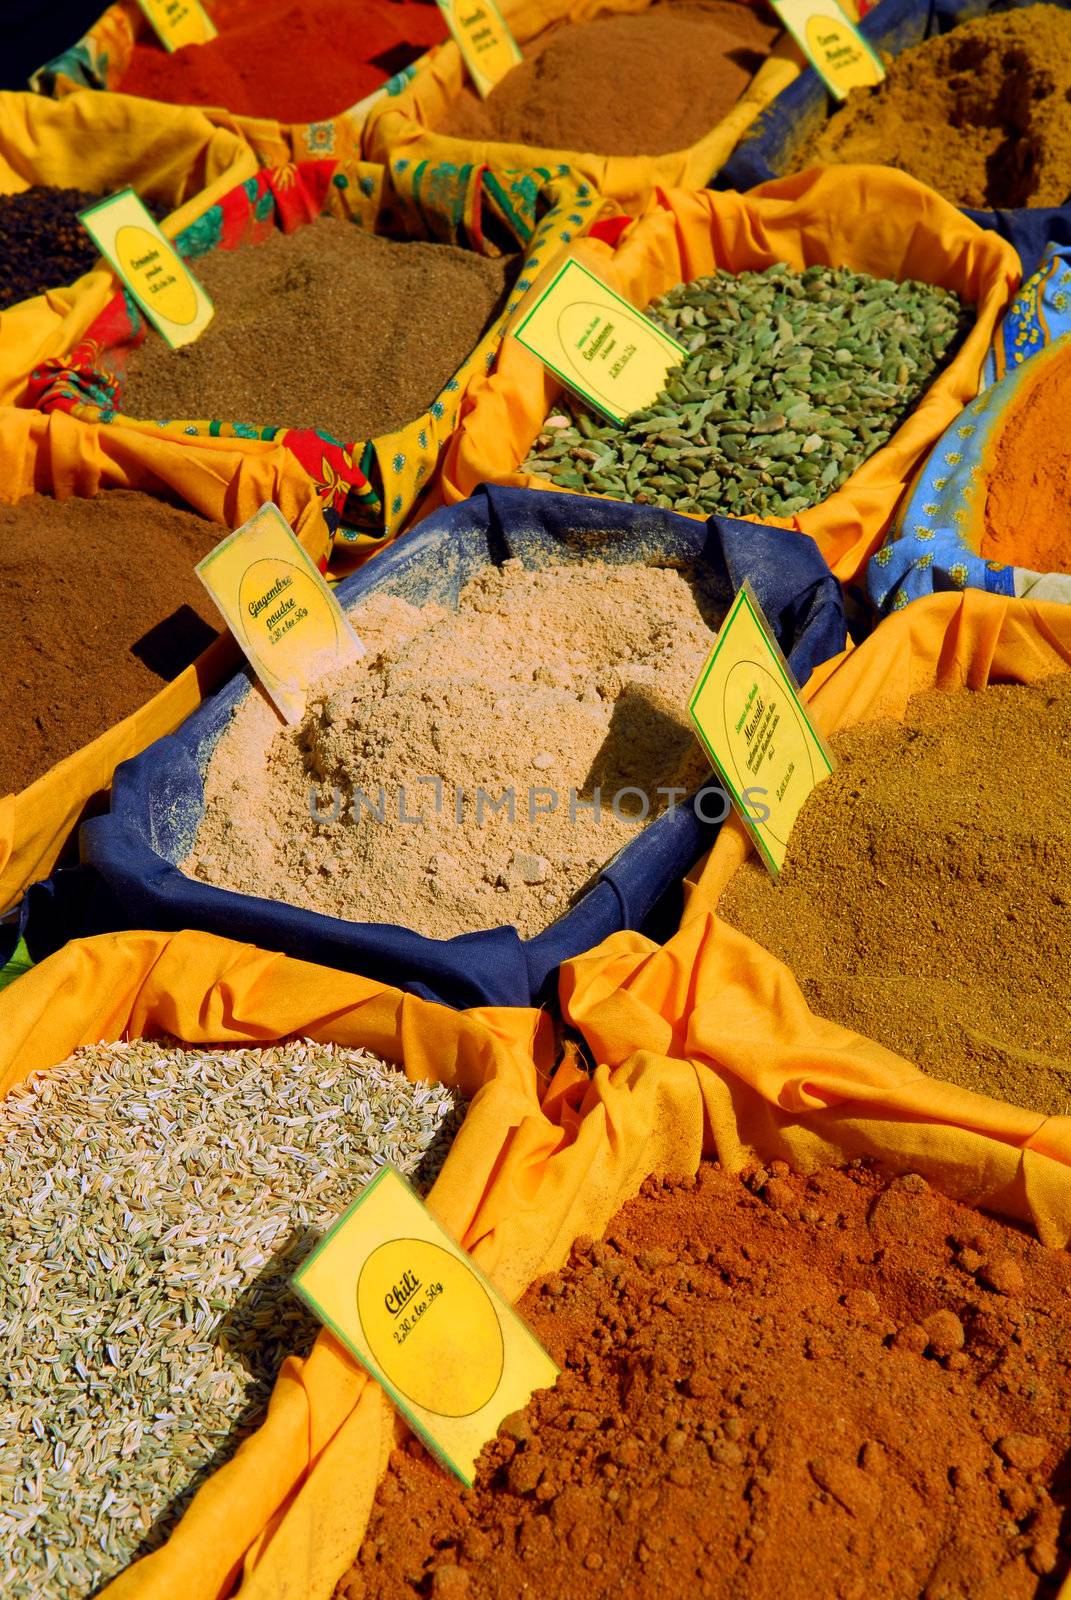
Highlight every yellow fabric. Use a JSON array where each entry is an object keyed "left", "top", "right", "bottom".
[
  {"left": 441, "top": 166, "right": 1021, "bottom": 585},
  {"left": 362, "top": 0, "right": 805, "bottom": 211},
  {"left": 559, "top": 589, "right": 1071, "bottom": 1253},
  {"left": 0, "top": 88, "right": 258, "bottom": 407},
  {"left": 0, "top": 408, "right": 330, "bottom": 910}
]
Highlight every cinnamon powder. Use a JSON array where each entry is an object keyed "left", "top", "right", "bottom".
[
  {"left": 184, "top": 559, "right": 719, "bottom": 939},
  {"left": 718, "top": 674, "right": 1071, "bottom": 1116},
  {"left": 982, "top": 343, "right": 1071, "bottom": 574},
  {"left": 342, "top": 1161, "right": 1071, "bottom": 1599},
  {"left": 436, "top": 2, "right": 780, "bottom": 158}
]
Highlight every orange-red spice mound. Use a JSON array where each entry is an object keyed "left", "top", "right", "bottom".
[
  {"left": 983, "top": 343, "right": 1071, "bottom": 574},
  {"left": 340, "top": 1163, "right": 1071, "bottom": 1600}
]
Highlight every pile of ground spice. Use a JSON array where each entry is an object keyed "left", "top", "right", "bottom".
[
  {"left": 184, "top": 559, "right": 719, "bottom": 939},
  {"left": 982, "top": 343, "right": 1071, "bottom": 573},
  {"left": 342, "top": 1160, "right": 1071, "bottom": 1598},
  {"left": 793, "top": 5, "right": 1071, "bottom": 209},
  {"left": 437, "top": 1, "right": 779, "bottom": 157},
  {"left": 120, "top": 218, "right": 516, "bottom": 442},
  {"left": 718, "top": 673, "right": 1071, "bottom": 1116},
  {"left": 118, "top": 0, "right": 447, "bottom": 122},
  {"left": 1, "top": 489, "right": 221, "bottom": 796},
  {"left": 0, "top": 186, "right": 167, "bottom": 311}
]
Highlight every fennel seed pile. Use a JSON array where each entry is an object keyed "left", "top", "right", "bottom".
[{"left": 0, "top": 1037, "right": 464, "bottom": 1599}]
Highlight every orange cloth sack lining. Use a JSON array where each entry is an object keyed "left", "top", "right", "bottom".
[
  {"left": 0, "top": 88, "right": 259, "bottom": 408},
  {"left": 440, "top": 166, "right": 1021, "bottom": 585},
  {"left": 559, "top": 588, "right": 1071, "bottom": 1256},
  {"left": 0, "top": 407, "right": 330, "bottom": 910},
  {"left": 361, "top": 0, "right": 805, "bottom": 211}
]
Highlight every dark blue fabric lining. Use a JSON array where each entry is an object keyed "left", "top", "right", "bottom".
[{"left": 77, "top": 485, "right": 846, "bottom": 1010}]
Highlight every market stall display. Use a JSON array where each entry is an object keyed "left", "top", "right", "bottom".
[
  {"left": 4, "top": 5, "right": 1071, "bottom": 1597},
  {"left": 31, "top": 0, "right": 445, "bottom": 119},
  {"left": 1, "top": 1037, "right": 461, "bottom": 1598},
  {"left": 872, "top": 243, "right": 1071, "bottom": 612},
  {"left": 79, "top": 483, "right": 845, "bottom": 1010},
  {"left": 520, "top": 262, "right": 970, "bottom": 521},
  {"left": 0, "top": 87, "right": 257, "bottom": 403},
  {"left": 718, "top": 672, "right": 1071, "bottom": 1117},
  {"left": 2, "top": 488, "right": 222, "bottom": 795},
  {"left": 0, "top": 406, "right": 330, "bottom": 913},
  {"left": 361, "top": 0, "right": 802, "bottom": 210},
  {"left": 715, "top": 0, "right": 1071, "bottom": 194},
  {"left": 443, "top": 168, "right": 1019, "bottom": 584},
  {"left": 23, "top": 160, "right": 600, "bottom": 548},
  {"left": 348, "top": 1163, "right": 1069, "bottom": 1597},
  {"left": 0, "top": 927, "right": 552, "bottom": 1600}
]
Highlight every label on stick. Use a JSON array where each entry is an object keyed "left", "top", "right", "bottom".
[
  {"left": 291, "top": 1164, "right": 559, "bottom": 1485},
  {"left": 770, "top": 0, "right": 884, "bottom": 101},
  {"left": 80, "top": 188, "right": 213, "bottom": 350},
  {"left": 133, "top": 0, "right": 217, "bottom": 50},
  {"left": 196, "top": 503, "right": 364, "bottom": 724},
  {"left": 511, "top": 257, "right": 686, "bottom": 427},
  {"left": 435, "top": 0, "right": 522, "bottom": 98},
  {"left": 689, "top": 581, "right": 834, "bottom": 876}
]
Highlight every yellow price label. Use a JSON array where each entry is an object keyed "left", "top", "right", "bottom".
[
  {"left": 196, "top": 503, "right": 364, "bottom": 725},
  {"left": 771, "top": 0, "right": 884, "bottom": 101},
  {"left": 134, "top": 0, "right": 217, "bottom": 50},
  {"left": 435, "top": 0, "right": 523, "bottom": 99},
  {"left": 689, "top": 581, "right": 834, "bottom": 875},
  {"left": 511, "top": 257, "right": 686, "bottom": 427},
  {"left": 80, "top": 188, "right": 213, "bottom": 350},
  {"left": 292, "top": 1165, "right": 559, "bottom": 1484}
]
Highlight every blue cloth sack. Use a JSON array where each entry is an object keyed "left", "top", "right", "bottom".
[{"left": 81, "top": 485, "right": 845, "bottom": 1011}]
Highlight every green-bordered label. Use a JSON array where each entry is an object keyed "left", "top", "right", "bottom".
[
  {"left": 80, "top": 187, "right": 214, "bottom": 351},
  {"left": 689, "top": 581, "right": 834, "bottom": 875},
  {"left": 197, "top": 503, "right": 364, "bottom": 724},
  {"left": 511, "top": 257, "right": 686, "bottom": 428},
  {"left": 291, "top": 1164, "right": 558, "bottom": 1485},
  {"left": 770, "top": 0, "right": 884, "bottom": 101}
]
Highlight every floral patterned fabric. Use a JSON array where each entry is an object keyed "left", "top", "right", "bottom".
[
  {"left": 869, "top": 244, "right": 1071, "bottom": 614},
  {"left": 25, "top": 159, "right": 600, "bottom": 550}
]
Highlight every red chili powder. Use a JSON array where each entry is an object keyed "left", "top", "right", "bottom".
[{"left": 118, "top": 0, "right": 448, "bottom": 122}]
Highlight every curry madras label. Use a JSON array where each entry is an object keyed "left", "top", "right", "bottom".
[
  {"left": 79, "top": 188, "right": 213, "bottom": 350},
  {"left": 133, "top": 0, "right": 217, "bottom": 50},
  {"left": 196, "top": 503, "right": 364, "bottom": 724},
  {"left": 435, "top": 0, "right": 522, "bottom": 98},
  {"left": 688, "top": 581, "right": 834, "bottom": 875},
  {"left": 291, "top": 1165, "right": 559, "bottom": 1485},
  {"left": 770, "top": 0, "right": 884, "bottom": 100},
  {"left": 511, "top": 257, "right": 686, "bottom": 427}
]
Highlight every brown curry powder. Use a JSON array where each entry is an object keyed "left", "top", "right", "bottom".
[{"left": 794, "top": 5, "right": 1071, "bottom": 209}]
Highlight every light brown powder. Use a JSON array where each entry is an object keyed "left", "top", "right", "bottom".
[
  {"left": 185, "top": 559, "right": 720, "bottom": 939},
  {"left": 718, "top": 674, "right": 1071, "bottom": 1116}
]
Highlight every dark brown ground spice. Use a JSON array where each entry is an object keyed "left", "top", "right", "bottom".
[
  {"left": 342, "top": 1161, "right": 1071, "bottom": 1599},
  {"left": 436, "top": 1, "right": 780, "bottom": 158},
  {"left": 0, "top": 187, "right": 168, "bottom": 312},
  {"left": 119, "top": 219, "right": 517, "bottom": 443},
  {"left": 793, "top": 5, "right": 1071, "bottom": 209},
  {"left": 718, "top": 674, "right": 1071, "bottom": 1117},
  {"left": 1, "top": 489, "right": 222, "bottom": 795}
]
